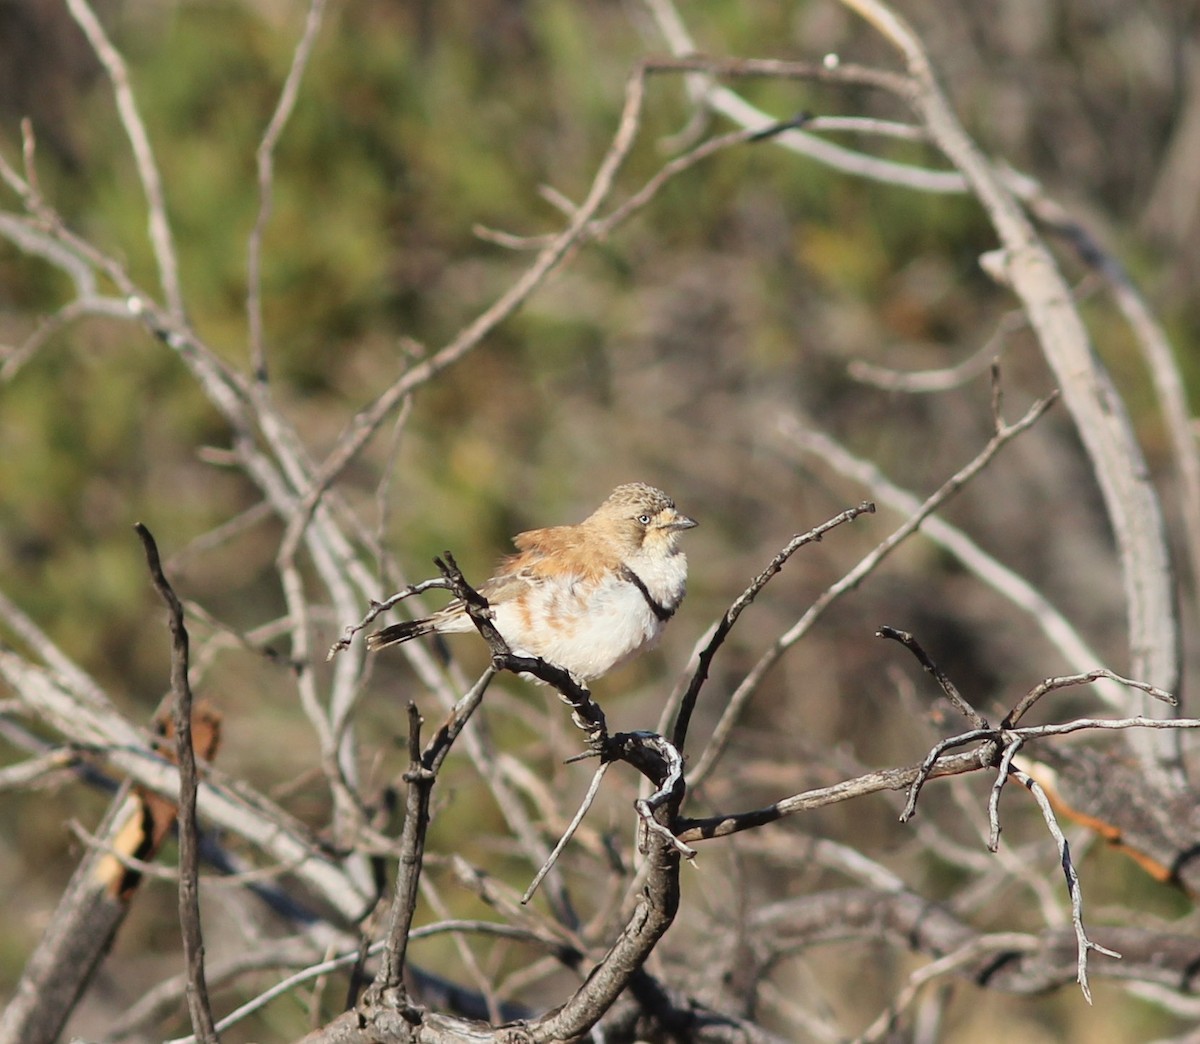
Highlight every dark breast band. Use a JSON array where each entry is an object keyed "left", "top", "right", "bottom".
[{"left": 620, "top": 566, "right": 675, "bottom": 622}]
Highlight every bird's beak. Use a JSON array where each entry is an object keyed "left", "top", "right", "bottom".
[{"left": 667, "top": 511, "right": 698, "bottom": 531}]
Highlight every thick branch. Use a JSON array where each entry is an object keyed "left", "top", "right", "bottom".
[{"left": 839, "top": 0, "right": 1182, "bottom": 785}]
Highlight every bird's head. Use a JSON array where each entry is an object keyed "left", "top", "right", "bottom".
[{"left": 588, "top": 482, "right": 698, "bottom": 556}]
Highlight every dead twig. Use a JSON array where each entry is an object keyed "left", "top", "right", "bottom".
[
  {"left": 877, "top": 626, "right": 987, "bottom": 730},
  {"left": 686, "top": 391, "right": 1057, "bottom": 790},
  {"left": 1012, "top": 766, "right": 1121, "bottom": 1003},
  {"left": 668, "top": 501, "right": 875, "bottom": 753},
  {"left": 361, "top": 704, "right": 432, "bottom": 1017},
  {"left": 134, "top": 523, "right": 218, "bottom": 1043},
  {"left": 327, "top": 578, "right": 455, "bottom": 660},
  {"left": 247, "top": 0, "right": 329, "bottom": 382}
]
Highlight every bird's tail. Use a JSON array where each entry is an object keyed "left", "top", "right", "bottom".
[{"left": 366, "top": 618, "right": 436, "bottom": 651}]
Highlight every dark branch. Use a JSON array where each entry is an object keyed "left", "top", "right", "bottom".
[
  {"left": 671, "top": 502, "right": 875, "bottom": 752},
  {"left": 434, "top": 552, "right": 609, "bottom": 745},
  {"left": 361, "top": 703, "right": 432, "bottom": 1020},
  {"left": 327, "top": 577, "right": 455, "bottom": 660},
  {"left": 876, "top": 625, "right": 987, "bottom": 729},
  {"left": 133, "top": 523, "right": 218, "bottom": 1044}
]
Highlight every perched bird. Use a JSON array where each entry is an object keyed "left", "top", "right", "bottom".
[{"left": 367, "top": 483, "right": 697, "bottom": 681}]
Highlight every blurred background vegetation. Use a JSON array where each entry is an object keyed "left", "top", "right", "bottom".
[{"left": 1, "top": 1, "right": 1198, "bottom": 1040}]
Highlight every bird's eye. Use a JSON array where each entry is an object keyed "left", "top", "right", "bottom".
[{"left": 637, "top": 514, "right": 652, "bottom": 525}]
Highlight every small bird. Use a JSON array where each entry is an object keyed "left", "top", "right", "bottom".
[{"left": 367, "top": 483, "right": 697, "bottom": 681}]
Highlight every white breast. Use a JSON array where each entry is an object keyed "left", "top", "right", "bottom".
[
  {"left": 491, "top": 552, "right": 687, "bottom": 680},
  {"left": 625, "top": 545, "right": 688, "bottom": 611}
]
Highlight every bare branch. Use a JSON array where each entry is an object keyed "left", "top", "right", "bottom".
[
  {"left": 523, "top": 761, "right": 612, "bottom": 904},
  {"left": 362, "top": 704, "right": 431, "bottom": 1017},
  {"left": 247, "top": 0, "right": 329, "bottom": 382},
  {"left": 836, "top": 0, "right": 1183, "bottom": 785},
  {"left": 133, "top": 524, "right": 217, "bottom": 1043},
  {"left": 1010, "top": 715, "right": 1200, "bottom": 742},
  {"left": 1004, "top": 669, "right": 1176, "bottom": 729},
  {"left": 677, "top": 748, "right": 989, "bottom": 844},
  {"left": 687, "top": 392, "right": 1057, "bottom": 789},
  {"left": 901, "top": 728, "right": 997, "bottom": 822},
  {"left": 667, "top": 501, "right": 875, "bottom": 752},
  {"left": 641, "top": 1, "right": 968, "bottom": 191},
  {"left": 1011, "top": 766, "right": 1121, "bottom": 1003},
  {"left": 1005, "top": 166, "right": 1200, "bottom": 604},
  {"left": 987, "top": 736, "right": 1024, "bottom": 852},
  {"left": 64, "top": 0, "right": 184, "bottom": 319},
  {"left": 327, "top": 578, "right": 456, "bottom": 660},
  {"left": 876, "top": 626, "right": 988, "bottom": 729},
  {"left": 776, "top": 414, "right": 1134, "bottom": 711}
]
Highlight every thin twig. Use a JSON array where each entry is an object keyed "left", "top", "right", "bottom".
[
  {"left": 327, "top": 578, "right": 455, "bottom": 660},
  {"left": 986, "top": 736, "right": 1024, "bottom": 852},
  {"left": 776, "top": 413, "right": 1133, "bottom": 711},
  {"left": 523, "top": 761, "right": 612, "bottom": 904},
  {"left": 901, "top": 728, "right": 997, "bottom": 822},
  {"left": 362, "top": 704, "right": 430, "bottom": 1014},
  {"left": 247, "top": 0, "right": 329, "bottom": 382},
  {"left": 1004, "top": 669, "right": 1176, "bottom": 729},
  {"left": 668, "top": 502, "right": 874, "bottom": 753},
  {"left": 480, "top": 116, "right": 817, "bottom": 253},
  {"left": 644, "top": 53, "right": 913, "bottom": 96},
  {"left": 686, "top": 392, "right": 1057, "bottom": 789},
  {"left": 641, "top": 2, "right": 969, "bottom": 192},
  {"left": 847, "top": 331, "right": 1009, "bottom": 392},
  {"left": 1012, "top": 766, "right": 1121, "bottom": 1002},
  {"left": 1010, "top": 715, "right": 1200, "bottom": 741},
  {"left": 65, "top": 0, "right": 184, "bottom": 319},
  {"left": 677, "top": 748, "right": 991, "bottom": 844},
  {"left": 876, "top": 626, "right": 987, "bottom": 729},
  {"left": 592, "top": 116, "right": 806, "bottom": 240},
  {"left": 134, "top": 523, "right": 218, "bottom": 1043}
]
